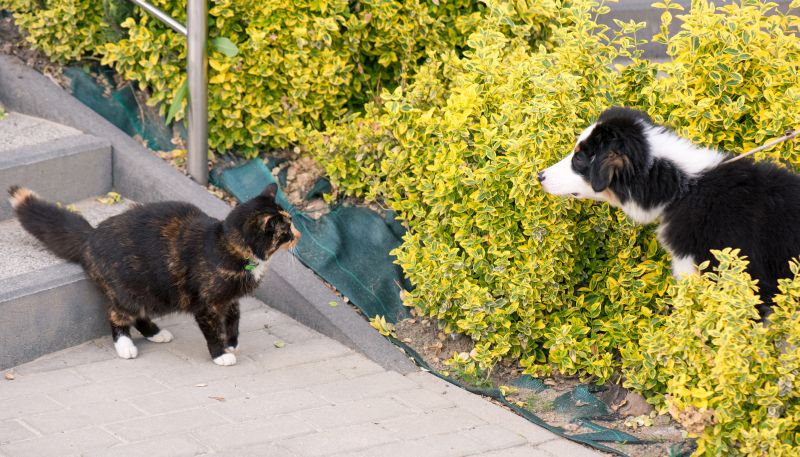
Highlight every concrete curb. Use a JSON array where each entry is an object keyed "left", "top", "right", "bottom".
[{"left": 0, "top": 54, "right": 416, "bottom": 373}]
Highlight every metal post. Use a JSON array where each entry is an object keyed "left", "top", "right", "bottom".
[{"left": 186, "top": 0, "right": 208, "bottom": 186}]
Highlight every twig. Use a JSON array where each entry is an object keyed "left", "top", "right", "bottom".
[{"left": 725, "top": 129, "right": 800, "bottom": 164}]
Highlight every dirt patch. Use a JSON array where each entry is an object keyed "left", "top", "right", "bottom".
[
  {"left": 0, "top": 15, "right": 69, "bottom": 88},
  {"left": 394, "top": 314, "right": 692, "bottom": 457}
]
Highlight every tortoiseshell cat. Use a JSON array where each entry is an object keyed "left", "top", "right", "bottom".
[{"left": 8, "top": 183, "right": 298, "bottom": 366}]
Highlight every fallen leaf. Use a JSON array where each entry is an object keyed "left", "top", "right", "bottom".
[
  {"left": 437, "top": 332, "right": 446, "bottom": 342},
  {"left": 611, "top": 399, "right": 628, "bottom": 412},
  {"left": 4, "top": 371, "right": 15, "bottom": 381},
  {"left": 328, "top": 301, "right": 338, "bottom": 307},
  {"left": 97, "top": 191, "right": 122, "bottom": 205},
  {"left": 402, "top": 337, "right": 412, "bottom": 343},
  {"left": 208, "top": 396, "right": 225, "bottom": 402},
  {"left": 575, "top": 400, "right": 589, "bottom": 407},
  {"left": 194, "top": 383, "right": 208, "bottom": 387},
  {"left": 543, "top": 379, "right": 557, "bottom": 386},
  {"left": 274, "top": 340, "right": 286, "bottom": 348}
]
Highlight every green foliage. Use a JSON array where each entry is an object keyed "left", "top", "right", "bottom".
[
  {"left": 618, "top": 0, "right": 800, "bottom": 158},
  {"left": 4, "top": 0, "right": 502, "bottom": 154},
  {"left": 622, "top": 249, "right": 800, "bottom": 456},
  {"left": 96, "top": 0, "right": 495, "bottom": 155},
  {"left": 0, "top": 0, "right": 111, "bottom": 63},
  {"left": 308, "top": 0, "right": 670, "bottom": 383}
]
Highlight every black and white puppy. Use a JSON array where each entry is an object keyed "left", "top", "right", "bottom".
[{"left": 539, "top": 107, "right": 800, "bottom": 318}]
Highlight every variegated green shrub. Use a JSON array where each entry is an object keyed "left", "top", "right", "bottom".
[
  {"left": 308, "top": 0, "right": 672, "bottom": 383},
  {"left": 622, "top": 249, "right": 800, "bottom": 456},
  {"left": 4, "top": 0, "right": 499, "bottom": 154},
  {"left": 0, "top": 0, "right": 111, "bottom": 63}
]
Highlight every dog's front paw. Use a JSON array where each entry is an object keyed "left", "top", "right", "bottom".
[
  {"left": 147, "top": 329, "right": 174, "bottom": 343},
  {"left": 213, "top": 353, "right": 237, "bottom": 366},
  {"left": 114, "top": 336, "right": 138, "bottom": 359}
]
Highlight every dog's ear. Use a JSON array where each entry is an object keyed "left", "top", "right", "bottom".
[{"left": 590, "top": 150, "right": 626, "bottom": 192}]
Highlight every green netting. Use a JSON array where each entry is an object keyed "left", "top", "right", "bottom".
[
  {"left": 211, "top": 159, "right": 410, "bottom": 322},
  {"left": 65, "top": 66, "right": 176, "bottom": 151}
]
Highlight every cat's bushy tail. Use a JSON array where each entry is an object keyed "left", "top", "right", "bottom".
[{"left": 8, "top": 186, "right": 93, "bottom": 263}]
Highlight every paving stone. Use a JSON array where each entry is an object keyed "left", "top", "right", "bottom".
[
  {"left": 265, "top": 321, "right": 323, "bottom": 344},
  {"left": 20, "top": 399, "right": 144, "bottom": 434},
  {"left": 48, "top": 375, "right": 168, "bottom": 407},
  {"left": 0, "top": 396, "right": 63, "bottom": 422},
  {"left": 105, "top": 408, "right": 229, "bottom": 442},
  {"left": 12, "top": 341, "right": 115, "bottom": 375},
  {"left": 331, "top": 430, "right": 482, "bottom": 457},
  {"left": 537, "top": 438, "right": 603, "bottom": 457},
  {"left": 379, "top": 407, "right": 486, "bottom": 439},
  {"left": 128, "top": 383, "right": 248, "bottom": 415},
  {"left": 0, "top": 421, "right": 36, "bottom": 445},
  {"left": 248, "top": 337, "right": 353, "bottom": 370},
  {"left": 295, "top": 397, "right": 416, "bottom": 429},
  {"left": 210, "top": 388, "right": 329, "bottom": 422},
  {"left": 278, "top": 423, "right": 398, "bottom": 457},
  {"left": 406, "top": 371, "right": 559, "bottom": 445},
  {"left": 467, "top": 444, "right": 557, "bottom": 457},
  {"left": 312, "top": 353, "right": 385, "bottom": 380},
  {"left": 236, "top": 307, "right": 296, "bottom": 333},
  {"left": 213, "top": 442, "right": 300, "bottom": 457},
  {"left": 3, "top": 298, "right": 602, "bottom": 456},
  {"left": 309, "top": 371, "right": 418, "bottom": 403},
  {"left": 194, "top": 415, "right": 314, "bottom": 451},
  {"left": 85, "top": 435, "right": 208, "bottom": 457},
  {"left": 233, "top": 358, "right": 351, "bottom": 395},
  {"left": 458, "top": 424, "right": 528, "bottom": 451},
  {"left": 390, "top": 388, "right": 456, "bottom": 412},
  {"left": 0, "top": 370, "right": 87, "bottom": 401},
  {"left": 71, "top": 349, "right": 192, "bottom": 382},
  {"left": 0, "top": 427, "right": 120, "bottom": 457}
]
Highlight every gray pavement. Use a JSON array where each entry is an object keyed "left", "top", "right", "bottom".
[{"left": 0, "top": 297, "right": 602, "bottom": 457}]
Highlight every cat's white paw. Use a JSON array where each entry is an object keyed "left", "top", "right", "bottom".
[
  {"left": 225, "top": 345, "right": 238, "bottom": 353},
  {"left": 213, "top": 353, "right": 237, "bottom": 366},
  {"left": 114, "top": 336, "right": 138, "bottom": 359},
  {"left": 147, "top": 329, "right": 174, "bottom": 343}
]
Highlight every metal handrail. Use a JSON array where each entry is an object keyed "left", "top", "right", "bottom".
[{"left": 127, "top": 0, "right": 208, "bottom": 186}]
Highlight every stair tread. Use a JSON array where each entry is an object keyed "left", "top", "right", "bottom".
[
  {"left": 0, "top": 111, "right": 82, "bottom": 153},
  {"left": 0, "top": 196, "right": 136, "bottom": 282}
]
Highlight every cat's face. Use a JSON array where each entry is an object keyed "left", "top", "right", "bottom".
[{"left": 236, "top": 184, "right": 300, "bottom": 260}]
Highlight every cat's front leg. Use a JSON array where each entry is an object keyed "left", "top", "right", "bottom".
[
  {"left": 224, "top": 301, "right": 240, "bottom": 354},
  {"left": 194, "top": 308, "right": 236, "bottom": 366}
]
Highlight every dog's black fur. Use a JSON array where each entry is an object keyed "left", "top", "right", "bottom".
[{"left": 555, "top": 107, "right": 800, "bottom": 318}]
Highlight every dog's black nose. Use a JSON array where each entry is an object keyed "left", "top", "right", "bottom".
[{"left": 537, "top": 171, "right": 546, "bottom": 183}]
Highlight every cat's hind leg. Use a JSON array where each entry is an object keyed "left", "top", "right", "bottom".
[
  {"left": 109, "top": 308, "right": 138, "bottom": 359},
  {"left": 135, "top": 316, "right": 173, "bottom": 343},
  {"left": 195, "top": 308, "right": 235, "bottom": 366}
]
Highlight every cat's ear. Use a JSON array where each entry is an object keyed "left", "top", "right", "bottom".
[
  {"left": 260, "top": 183, "right": 278, "bottom": 199},
  {"left": 259, "top": 214, "right": 272, "bottom": 229}
]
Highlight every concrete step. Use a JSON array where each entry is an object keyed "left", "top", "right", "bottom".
[
  {"left": 0, "top": 112, "right": 112, "bottom": 220},
  {"left": 0, "top": 196, "right": 135, "bottom": 369}
]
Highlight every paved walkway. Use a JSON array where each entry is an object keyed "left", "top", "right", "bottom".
[{"left": 0, "top": 297, "right": 600, "bottom": 457}]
